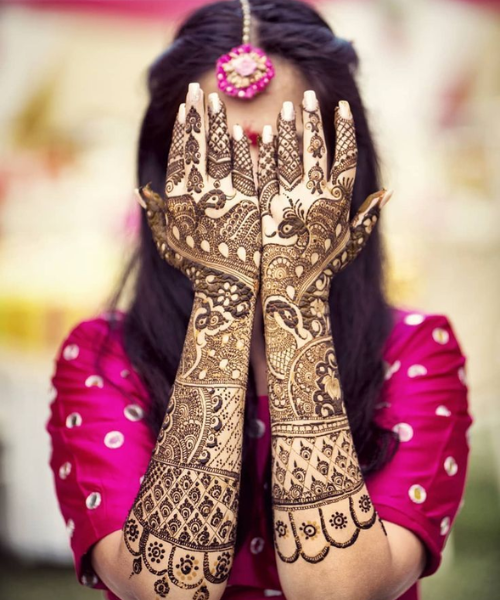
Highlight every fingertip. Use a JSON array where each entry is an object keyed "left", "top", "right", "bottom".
[
  {"left": 134, "top": 187, "right": 147, "bottom": 209},
  {"left": 380, "top": 188, "right": 393, "bottom": 208},
  {"left": 233, "top": 124, "right": 244, "bottom": 141},
  {"left": 303, "top": 90, "right": 318, "bottom": 112},
  {"left": 281, "top": 101, "right": 295, "bottom": 121},
  {"left": 187, "top": 82, "right": 201, "bottom": 103},
  {"left": 262, "top": 125, "right": 274, "bottom": 144},
  {"left": 338, "top": 100, "right": 351, "bottom": 119},
  {"left": 208, "top": 92, "right": 221, "bottom": 114}
]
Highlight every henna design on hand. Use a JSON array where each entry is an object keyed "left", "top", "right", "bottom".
[
  {"left": 166, "top": 115, "right": 185, "bottom": 194},
  {"left": 306, "top": 162, "right": 324, "bottom": 195},
  {"left": 186, "top": 133, "right": 201, "bottom": 166},
  {"left": 329, "top": 109, "right": 357, "bottom": 199},
  {"left": 131, "top": 87, "right": 261, "bottom": 595},
  {"left": 187, "top": 164, "right": 205, "bottom": 194},
  {"left": 257, "top": 137, "right": 279, "bottom": 214},
  {"left": 277, "top": 111, "right": 302, "bottom": 191},
  {"left": 232, "top": 134, "right": 257, "bottom": 197},
  {"left": 186, "top": 104, "right": 202, "bottom": 135},
  {"left": 208, "top": 101, "right": 232, "bottom": 186},
  {"left": 258, "top": 93, "right": 392, "bottom": 566}
]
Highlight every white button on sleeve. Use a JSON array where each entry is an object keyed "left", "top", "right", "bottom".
[{"left": 250, "top": 536, "right": 265, "bottom": 554}]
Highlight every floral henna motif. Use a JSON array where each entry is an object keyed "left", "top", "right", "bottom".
[
  {"left": 186, "top": 133, "right": 201, "bottom": 166},
  {"left": 306, "top": 162, "right": 324, "bottom": 195},
  {"left": 186, "top": 104, "right": 202, "bottom": 135},
  {"left": 188, "top": 165, "right": 205, "bottom": 194}
]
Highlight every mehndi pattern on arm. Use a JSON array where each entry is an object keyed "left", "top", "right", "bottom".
[
  {"left": 127, "top": 86, "right": 261, "bottom": 598},
  {"left": 259, "top": 93, "right": 391, "bottom": 566}
]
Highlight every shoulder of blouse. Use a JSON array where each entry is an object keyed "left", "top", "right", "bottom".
[
  {"left": 49, "top": 309, "right": 149, "bottom": 407},
  {"left": 54, "top": 309, "right": 127, "bottom": 358},
  {"left": 385, "top": 305, "right": 468, "bottom": 361},
  {"left": 45, "top": 309, "right": 153, "bottom": 592},
  {"left": 379, "top": 304, "right": 471, "bottom": 417},
  {"left": 367, "top": 306, "right": 472, "bottom": 578}
]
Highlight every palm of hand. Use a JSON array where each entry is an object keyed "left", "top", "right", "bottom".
[{"left": 139, "top": 90, "right": 261, "bottom": 299}]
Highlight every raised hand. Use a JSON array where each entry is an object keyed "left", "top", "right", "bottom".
[
  {"left": 258, "top": 91, "right": 392, "bottom": 391},
  {"left": 257, "top": 91, "right": 392, "bottom": 573},
  {"left": 258, "top": 91, "right": 392, "bottom": 346},
  {"left": 126, "top": 85, "right": 261, "bottom": 598},
  {"left": 138, "top": 83, "right": 261, "bottom": 300}
]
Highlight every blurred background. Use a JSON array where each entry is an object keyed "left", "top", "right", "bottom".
[{"left": 0, "top": 0, "right": 498, "bottom": 598}]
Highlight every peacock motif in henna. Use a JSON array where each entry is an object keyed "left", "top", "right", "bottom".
[
  {"left": 130, "top": 85, "right": 261, "bottom": 597},
  {"left": 258, "top": 92, "right": 392, "bottom": 565}
]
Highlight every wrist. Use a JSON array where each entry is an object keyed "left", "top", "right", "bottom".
[{"left": 178, "top": 288, "right": 257, "bottom": 388}]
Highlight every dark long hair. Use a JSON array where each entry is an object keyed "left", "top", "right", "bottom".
[{"left": 101, "top": 0, "right": 397, "bottom": 550}]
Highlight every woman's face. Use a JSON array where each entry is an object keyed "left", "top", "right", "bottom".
[{"left": 199, "top": 55, "right": 310, "bottom": 167}]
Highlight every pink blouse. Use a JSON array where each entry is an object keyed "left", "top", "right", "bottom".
[{"left": 46, "top": 306, "right": 472, "bottom": 599}]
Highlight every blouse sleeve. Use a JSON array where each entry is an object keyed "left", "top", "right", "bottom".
[
  {"left": 365, "top": 311, "right": 473, "bottom": 578},
  {"left": 45, "top": 313, "right": 156, "bottom": 591}
]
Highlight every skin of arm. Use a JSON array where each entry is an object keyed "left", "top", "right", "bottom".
[
  {"left": 92, "top": 83, "right": 262, "bottom": 600},
  {"left": 257, "top": 90, "right": 425, "bottom": 600}
]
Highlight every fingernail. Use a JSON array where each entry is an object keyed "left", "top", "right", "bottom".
[
  {"left": 339, "top": 100, "right": 351, "bottom": 118},
  {"left": 303, "top": 90, "right": 318, "bottom": 111},
  {"left": 208, "top": 92, "right": 221, "bottom": 114},
  {"left": 188, "top": 82, "right": 200, "bottom": 103},
  {"left": 233, "top": 124, "right": 244, "bottom": 141},
  {"left": 281, "top": 101, "right": 295, "bottom": 121},
  {"left": 380, "top": 188, "right": 393, "bottom": 208},
  {"left": 262, "top": 125, "right": 273, "bottom": 144},
  {"left": 134, "top": 188, "right": 147, "bottom": 209},
  {"left": 178, "top": 103, "right": 186, "bottom": 125}
]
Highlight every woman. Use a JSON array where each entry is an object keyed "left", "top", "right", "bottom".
[{"left": 46, "top": 1, "right": 472, "bottom": 599}]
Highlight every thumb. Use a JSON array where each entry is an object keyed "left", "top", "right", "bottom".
[
  {"left": 135, "top": 183, "right": 165, "bottom": 213},
  {"left": 342, "top": 188, "right": 393, "bottom": 270}
]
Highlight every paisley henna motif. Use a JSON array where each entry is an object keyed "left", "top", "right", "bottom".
[
  {"left": 258, "top": 94, "right": 391, "bottom": 566},
  {"left": 131, "top": 87, "right": 260, "bottom": 596}
]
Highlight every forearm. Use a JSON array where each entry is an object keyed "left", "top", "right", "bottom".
[
  {"left": 264, "top": 302, "right": 394, "bottom": 600},
  {"left": 121, "top": 286, "right": 257, "bottom": 600}
]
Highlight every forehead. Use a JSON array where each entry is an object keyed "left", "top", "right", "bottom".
[{"left": 199, "top": 55, "right": 309, "bottom": 135}]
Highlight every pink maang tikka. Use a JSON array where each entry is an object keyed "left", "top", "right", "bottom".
[{"left": 216, "top": 0, "right": 275, "bottom": 100}]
